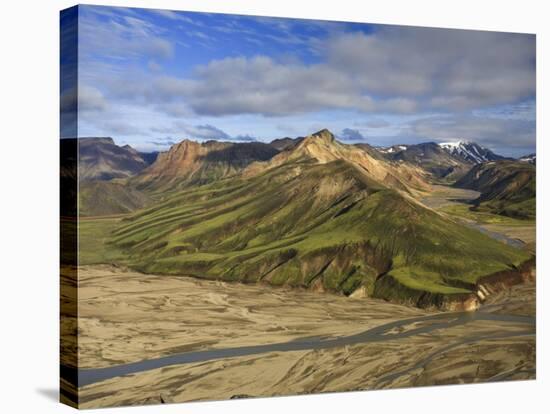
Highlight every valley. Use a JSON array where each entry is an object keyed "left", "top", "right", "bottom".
[
  {"left": 75, "top": 131, "right": 534, "bottom": 310},
  {"left": 59, "top": 10, "right": 537, "bottom": 410},
  {"left": 421, "top": 185, "right": 536, "bottom": 252},
  {"left": 63, "top": 130, "right": 536, "bottom": 407}
]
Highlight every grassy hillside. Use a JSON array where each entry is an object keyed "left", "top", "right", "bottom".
[
  {"left": 80, "top": 157, "right": 530, "bottom": 303},
  {"left": 79, "top": 181, "right": 151, "bottom": 216},
  {"left": 455, "top": 161, "right": 535, "bottom": 219}
]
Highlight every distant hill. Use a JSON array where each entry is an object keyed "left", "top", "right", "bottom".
[
  {"left": 91, "top": 129, "right": 530, "bottom": 309},
  {"left": 378, "top": 142, "right": 471, "bottom": 180},
  {"left": 61, "top": 138, "right": 157, "bottom": 215},
  {"left": 518, "top": 153, "right": 536, "bottom": 165},
  {"left": 76, "top": 137, "right": 155, "bottom": 181},
  {"left": 374, "top": 140, "right": 508, "bottom": 181},
  {"left": 455, "top": 161, "right": 535, "bottom": 219}
]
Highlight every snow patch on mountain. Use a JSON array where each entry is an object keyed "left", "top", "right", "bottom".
[
  {"left": 379, "top": 145, "right": 408, "bottom": 154},
  {"left": 518, "top": 153, "right": 536, "bottom": 164},
  {"left": 438, "top": 140, "right": 501, "bottom": 164}
]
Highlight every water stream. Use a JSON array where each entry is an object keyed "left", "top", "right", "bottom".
[{"left": 70, "top": 310, "right": 534, "bottom": 387}]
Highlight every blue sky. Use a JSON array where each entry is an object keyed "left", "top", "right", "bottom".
[{"left": 63, "top": 5, "right": 536, "bottom": 156}]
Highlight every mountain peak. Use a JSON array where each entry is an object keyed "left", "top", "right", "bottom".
[
  {"left": 439, "top": 139, "right": 474, "bottom": 148},
  {"left": 438, "top": 140, "right": 503, "bottom": 164},
  {"left": 310, "top": 128, "right": 336, "bottom": 143}
]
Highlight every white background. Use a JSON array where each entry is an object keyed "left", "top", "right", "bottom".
[{"left": 0, "top": 0, "right": 548, "bottom": 412}]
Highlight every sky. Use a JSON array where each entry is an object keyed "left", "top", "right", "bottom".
[{"left": 62, "top": 5, "right": 536, "bottom": 157}]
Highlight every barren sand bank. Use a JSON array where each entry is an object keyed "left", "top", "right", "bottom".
[
  {"left": 64, "top": 265, "right": 535, "bottom": 408},
  {"left": 74, "top": 265, "right": 428, "bottom": 369}
]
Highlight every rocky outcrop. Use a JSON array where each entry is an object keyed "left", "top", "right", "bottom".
[
  {"left": 475, "top": 258, "right": 536, "bottom": 301},
  {"left": 372, "top": 258, "right": 535, "bottom": 311},
  {"left": 372, "top": 273, "right": 480, "bottom": 311}
]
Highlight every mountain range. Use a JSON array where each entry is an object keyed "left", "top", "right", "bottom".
[
  {"left": 132, "top": 139, "right": 279, "bottom": 191},
  {"left": 437, "top": 141, "right": 506, "bottom": 163},
  {"left": 377, "top": 141, "right": 507, "bottom": 180},
  {"left": 71, "top": 135, "right": 526, "bottom": 185},
  {"left": 72, "top": 129, "right": 535, "bottom": 309}
]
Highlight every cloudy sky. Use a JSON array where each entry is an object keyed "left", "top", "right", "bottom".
[{"left": 63, "top": 5, "right": 536, "bottom": 156}]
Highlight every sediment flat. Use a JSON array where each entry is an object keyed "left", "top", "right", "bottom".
[{"left": 67, "top": 265, "right": 535, "bottom": 408}]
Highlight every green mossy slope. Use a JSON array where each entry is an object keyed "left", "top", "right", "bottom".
[{"left": 81, "top": 158, "right": 530, "bottom": 301}]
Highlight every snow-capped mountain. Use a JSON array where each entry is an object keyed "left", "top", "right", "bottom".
[
  {"left": 378, "top": 145, "right": 408, "bottom": 154},
  {"left": 438, "top": 141, "right": 505, "bottom": 164},
  {"left": 518, "top": 153, "right": 536, "bottom": 165}
]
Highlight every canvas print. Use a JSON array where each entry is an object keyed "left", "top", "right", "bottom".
[{"left": 60, "top": 5, "right": 536, "bottom": 409}]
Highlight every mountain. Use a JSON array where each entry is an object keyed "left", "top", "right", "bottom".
[
  {"left": 245, "top": 129, "right": 430, "bottom": 196},
  {"left": 378, "top": 142, "right": 471, "bottom": 180},
  {"left": 378, "top": 144, "right": 410, "bottom": 154},
  {"left": 132, "top": 140, "right": 279, "bottom": 191},
  {"left": 373, "top": 140, "right": 508, "bottom": 181},
  {"left": 455, "top": 161, "right": 535, "bottom": 219},
  {"left": 518, "top": 153, "right": 536, "bottom": 165},
  {"left": 438, "top": 141, "right": 506, "bottom": 164},
  {"left": 87, "top": 129, "right": 531, "bottom": 310},
  {"left": 77, "top": 137, "right": 155, "bottom": 181}
]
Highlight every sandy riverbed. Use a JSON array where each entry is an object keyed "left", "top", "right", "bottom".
[{"left": 61, "top": 265, "right": 535, "bottom": 408}]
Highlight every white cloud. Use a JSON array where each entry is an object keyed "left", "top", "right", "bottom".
[
  {"left": 80, "top": 9, "right": 174, "bottom": 61},
  {"left": 405, "top": 114, "right": 535, "bottom": 154},
  {"left": 151, "top": 122, "right": 229, "bottom": 140},
  {"left": 121, "top": 28, "right": 534, "bottom": 117},
  {"left": 75, "top": 9, "right": 536, "bottom": 156},
  {"left": 78, "top": 85, "right": 107, "bottom": 112},
  {"left": 361, "top": 119, "right": 390, "bottom": 129},
  {"left": 147, "top": 60, "right": 162, "bottom": 72},
  {"left": 326, "top": 28, "right": 535, "bottom": 110}
]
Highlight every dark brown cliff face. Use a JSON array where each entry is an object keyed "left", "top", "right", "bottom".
[
  {"left": 475, "top": 258, "right": 536, "bottom": 301},
  {"left": 372, "top": 274, "right": 481, "bottom": 311},
  {"left": 372, "top": 257, "right": 535, "bottom": 311}
]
